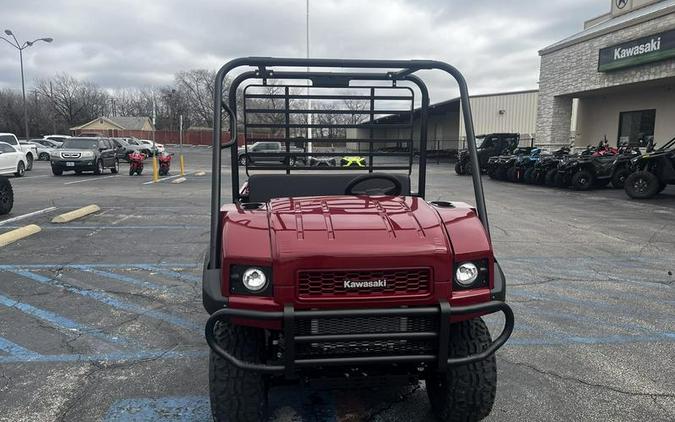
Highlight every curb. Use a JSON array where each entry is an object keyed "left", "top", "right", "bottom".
[
  {"left": 171, "top": 177, "right": 187, "bottom": 184},
  {"left": 0, "top": 224, "right": 41, "bottom": 247},
  {"left": 51, "top": 205, "right": 101, "bottom": 224}
]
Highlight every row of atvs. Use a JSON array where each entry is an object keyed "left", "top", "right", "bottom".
[{"left": 459, "top": 138, "right": 675, "bottom": 199}]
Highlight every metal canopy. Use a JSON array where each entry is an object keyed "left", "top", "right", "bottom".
[{"left": 209, "top": 58, "right": 488, "bottom": 269}]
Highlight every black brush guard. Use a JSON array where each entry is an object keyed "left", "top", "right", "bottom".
[{"left": 205, "top": 300, "right": 514, "bottom": 376}]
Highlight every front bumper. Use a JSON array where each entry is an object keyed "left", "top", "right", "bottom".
[
  {"left": 51, "top": 160, "right": 96, "bottom": 171},
  {"left": 205, "top": 300, "right": 513, "bottom": 376}
]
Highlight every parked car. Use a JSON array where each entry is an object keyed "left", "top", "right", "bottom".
[
  {"left": 237, "top": 141, "right": 304, "bottom": 166},
  {"left": 137, "top": 139, "right": 165, "bottom": 156},
  {"left": 0, "top": 176, "right": 12, "bottom": 215},
  {"left": 33, "top": 138, "right": 62, "bottom": 149},
  {"left": 0, "top": 133, "right": 36, "bottom": 170},
  {"left": 455, "top": 133, "right": 520, "bottom": 175},
  {"left": 0, "top": 142, "right": 28, "bottom": 177},
  {"left": 50, "top": 137, "right": 120, "bottom": 175},
  {"left": 24, "top": 140, "right": 57, "bottom": 161},
  {"left": 43, "top": 135, "right": 70, "bottom": 146},
  {"left": 624, "top": 137, "right": 675, "bottom": 199},
  {"left": 110, "top": 138, "right": 145, "bottom": 162}
]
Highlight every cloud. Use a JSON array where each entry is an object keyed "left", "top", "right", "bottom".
[{"left": 0, "top": 0, "right": 609, "bottom": 102}]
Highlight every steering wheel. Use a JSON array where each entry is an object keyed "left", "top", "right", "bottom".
[{"left": 345, "top": 174, "right": 403, "bottom": 196}]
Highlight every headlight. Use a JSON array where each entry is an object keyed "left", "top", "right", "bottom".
[
  {"left": 455, "top": 263, "right": 479, "bottom": 287},
  {"left": 242, "top": 268, "right": 267, "bottom": 291},
  {"left": 81, "top": 151, "right": 94, "bottom": 158},
  {"left": 454, "top": 260, "right": 489, "bottom": 290}
]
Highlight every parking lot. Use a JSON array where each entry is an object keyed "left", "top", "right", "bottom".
[{"left": 0, "top": 146, "right": 673, "bottom": 422}]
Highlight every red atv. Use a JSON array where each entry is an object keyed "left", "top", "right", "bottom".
[
  {"left": 203, "top": 58, "right": 514, "bottom": 422},
  {"left": 128, "top": 151, "right": 145, "bottom": 176}
]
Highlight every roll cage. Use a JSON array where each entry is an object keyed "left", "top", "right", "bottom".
[{"left": 209, "top": 58, "right": 488, "bottom": 270}]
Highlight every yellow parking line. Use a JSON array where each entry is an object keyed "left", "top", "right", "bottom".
[
  {"left": 51, "top": 205, "right": 101, "bottom": 224},
  {"left": 0, "top": 224, "right": 41, "bottom": 247}
]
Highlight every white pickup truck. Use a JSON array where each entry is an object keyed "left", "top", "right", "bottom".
[{"left": 0, "top": 133, "right": 37, "bottom": 171}]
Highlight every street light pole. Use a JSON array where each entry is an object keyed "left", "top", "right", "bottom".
[{"left": 0, "top": 30, "right": 53, "bottom": 140}]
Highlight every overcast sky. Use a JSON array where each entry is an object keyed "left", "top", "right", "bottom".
[{"left": 1, "top": 0, "right": 609, "bottom": 102}]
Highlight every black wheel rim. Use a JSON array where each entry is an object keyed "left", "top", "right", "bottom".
[{"left": 633, "top": 178, "right": 648, "bottom": 193}]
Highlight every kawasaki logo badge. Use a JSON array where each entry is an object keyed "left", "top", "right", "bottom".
[
  {"left": 343, "top": 279, "right": 387, "bottom": 289},
  {"left": 614, "top": 37, "right": 661, "bottom": 60}
]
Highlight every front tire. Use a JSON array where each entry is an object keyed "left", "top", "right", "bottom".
[
  {"left": 571, "top": 169, "right": 594, "bottom": 191},
  {"left": 93, "top": 160, "right": 103, "bottom": 175},
  {"left": 52, "top": 166, "right": 62, "bottom": 176},
  {"left": 26, "top": 154, "right": 33, "bottom": 171},
  {"left": 0, "top": 176, "right": 13, "bottom": 215},
  {"left": 14, "top": 161, "right": 25, "bottom": 177},
  {"left": 111, "top": 159, "right": 119, "bottom": 174},
  {"left": 39, "top": 152, "right": 50, "bottom": 161},
  {"left": 426, "top": 318, "right": 497, "bottom": 422},
  {"left": 454, "top": 162, "right": 465, "bottom": 175},
  {"left": 209, "top": 322, "right": 268, "bottom": 422},
  {"left": 544, "top": 168, "right": 558, "bottom": 187},
  {"left": 611, "top": 168, "right": 630, "bottom": 189},
  {"left": 238, "top": 155, "right": 248, "bottom": 166},
  {"left": 625, "top": 171, "right": 660, "bottom": 199}
]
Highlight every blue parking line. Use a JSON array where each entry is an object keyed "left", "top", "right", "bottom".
[
  {"left": 137, "top": 265, "right": 201, "bottom": 283},
  {"left": 0, "top": 349, "right": 207, "bottom": 364},
  {"left": 104, "top": 389, "right": 336, "bottom": 422},
  {"left": 12, "top": 270, "right": 200, "bottom": 331},
  {"left": 0, "top": 263, "right": 198, "bottom": 270},
  {"left": 76, "top": 267, "right": 166, "bottom": 290},
  {"left": 104, "top": 396, "right": 209, "bottom": 422},
  {"left": 0, "top": 293, "right": 129, "bottom": 346},
  {"left": 0, "top": 336, "right": 41, "bottom": 359}
]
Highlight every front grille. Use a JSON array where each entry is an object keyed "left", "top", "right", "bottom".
[
  {"left": 298, "top": 268, "right": 431, "bottom": 299},
  {"left": 61, "top": 152, "right": 81, "bottom": 159},
  {"left": 295, "top": 315, "right": 437, "bottom": 358}
]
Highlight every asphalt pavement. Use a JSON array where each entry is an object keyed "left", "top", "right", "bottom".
[{"left": 0, "top": 147, "right": 673, "bottom": 421}]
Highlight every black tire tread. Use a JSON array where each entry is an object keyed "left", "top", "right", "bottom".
[
  {"left": 426, "top": 318, "right": 497, "bottom": 422},
  {"left": 0, "top": 176, "right": 13, "bottom": 215},
  {"left": 209, "top": 322, "right": 267, "bottom": 422}
]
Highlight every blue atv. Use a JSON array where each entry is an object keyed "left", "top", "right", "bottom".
[{"left": 507, "top": 148, "right": 541, "bottom": 183}]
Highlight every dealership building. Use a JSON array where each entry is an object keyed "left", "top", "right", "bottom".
[{"left": 537, "top": 0, "right": 675, "bottom": 148}]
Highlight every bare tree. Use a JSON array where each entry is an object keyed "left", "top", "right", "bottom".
[{"left": 36, "top": 74, "right": 109, "bottom": 127}]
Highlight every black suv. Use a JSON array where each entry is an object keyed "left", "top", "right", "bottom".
[
  {"left": 455, "top": 133, "right": 520, "bottom": 175},
  {"left": 51, "top": 137, "right": 120, "bottom": 175}
]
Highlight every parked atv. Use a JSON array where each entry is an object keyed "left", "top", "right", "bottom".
[
  {"left": 455, "top": 133, "right": 519, "bottom": 175},
  {"left": 530, "top": 147, "right": 570, "bottom": 186},
  {"left": 488, "top": 147, "right": 536, "bottom": 181},
  {"left": 608, "top": 145, "right": 641, "bottom": 189},
  {"left": 553, "top": 144, "right": 604, "bottom": 188},
  {"left": 511, "top": 148, "right": 542, "bottom": 183},
  {"left": 624, "top": 137, "right": 675, "bottom": 199}
]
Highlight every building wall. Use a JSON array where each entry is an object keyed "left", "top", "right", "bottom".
[
  {"left": 459, "top": 91, "right": 538, "bottom": 140},
  {"left": 575, "top": 81, "right": 675, "bottom": 146},
  {"left": 536, "top": 10, "right": 675, "bottom": 146}
]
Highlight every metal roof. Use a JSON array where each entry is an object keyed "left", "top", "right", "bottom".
[{"left": 540, "top": 0, "right": 675, "bottom": 55}]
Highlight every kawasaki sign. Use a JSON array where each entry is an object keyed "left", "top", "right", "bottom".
[{"left": 598, "top": 29, "right": 675, "bottom": 72}]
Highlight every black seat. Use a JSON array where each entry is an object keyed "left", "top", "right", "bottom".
[{"left": 246, "top": 173, "right": 411, "bottom": 202}]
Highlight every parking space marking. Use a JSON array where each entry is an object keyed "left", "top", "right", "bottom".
[
  {"left": 80, "top": 267, "right": 166, "bottom": 290},
  {"left": 64, "top": 175, "right": 118, "bottom": 185},
  {"left": 104, "top": 396, "right": 210, "bottom": 422},
  {"left": 0, "top": 263, "right": 198, "bottom": 270},
  {"left": 0, "top": 336, "right": 41, "bottom": 359},
  {"left": 11, "top": 270, "right": 200, "bottom": 330},
  {"left": 142, "top": 172, "right": 195, "bottom": 185},
  {"left": 0, "top": 207, "right": 57, "bottom": 226},
  {"left": 0, "top": 348, "right": 207, "bottom": 364},
  {"left": 0, "top": 293, "right": 130, "bottom": 346},
  {"left": 137, "top": 265, "right": 201, "bottom": 283}
]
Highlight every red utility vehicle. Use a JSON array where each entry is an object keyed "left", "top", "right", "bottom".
[
  {"left": 158, "top": 152, "right": 173, "bottom": 176},
  {"left": 203, "top": 58, "right": 514, "bottom": 422}
]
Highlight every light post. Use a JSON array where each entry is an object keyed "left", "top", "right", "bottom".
[{"left": 0, "top": 30, "right": 53, "bottom": 139}]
